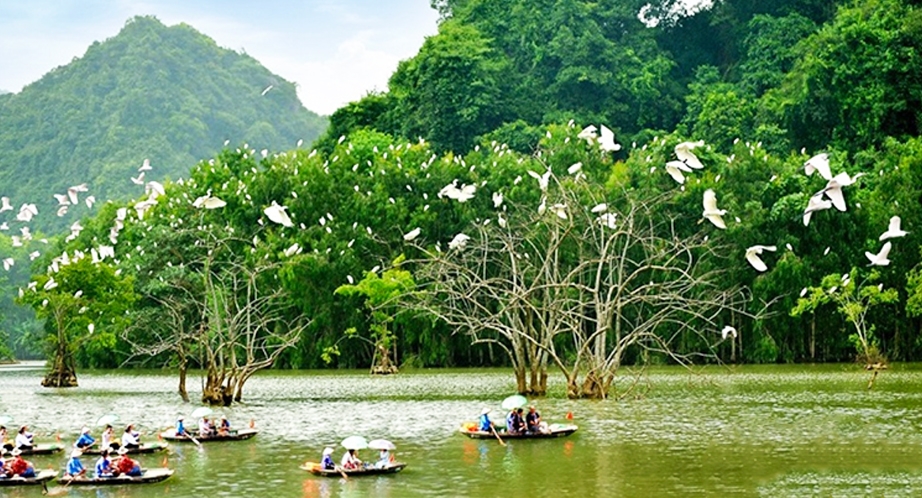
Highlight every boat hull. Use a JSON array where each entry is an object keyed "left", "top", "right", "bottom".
[
  {"left": 0, "top": 470, "right": 57, "bottom": 486},
  {"left": 160, "top": 428, "right": 258, "bottom": 442},
  {"left": 81, "top": 442, "right": 169, "bottom": 455},
  {"left": 458, "top": 423, "right": 578, "bottom": 439},
  {"left": 300, "top": 462, "right": 407, "bottom": 477},
  {"left": 56, "top": 468, "right": 174, "bottom": 486}
]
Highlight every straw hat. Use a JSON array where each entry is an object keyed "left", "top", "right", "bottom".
[
  {"left": 322, "top": 447, "right": 334, "bottom": 456},
  {"left": 71, "top": 449, "right": 82, "bottom": 458},
  {"left": 117, "top": 447, "right": 129, "bottom": 455},
  {"left": 81, "top": 426, "right": 90, "bottom": 433},
  {"left": 481, "top": 407, "right": 491, "bottom": 415},
  {"left": 11, "top": 448, "right": 21, "bottom": 456}
]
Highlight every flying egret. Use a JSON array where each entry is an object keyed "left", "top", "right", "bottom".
[
  {"left": 131, "top": 172, "right": 145, "bottom": 185},
  {"left": 138, "top": 158, "right": 152, "bottom": 172},
  {"left": 56, "top": 205, "right": 68, "bottom": 217},
  {"left": 702, "top": 189, "right": 727, "bottom": 229},
  {"left": 145, "top": 181, "right": 165, "bottom": 199},
  {"left": 822, "top": 172, "right": 864, "bottom": 212},
  {"left": 264, "top": 201, "right": 294, "bottom": 227},
  {"left": 134, "top": 199, "right": 158, "bottom": 220},
  {"left": 803, "top": 153, "right": 832, "bottom": 180},
  {"left": 85, "top": 196, "right": 96, "bottom": 208},
  {"left": 67, "top": 184, "right": 87, "bottom": 205},
  {"left": 527, "top": 169, "right": 552, "bottom": 191},
  {"left": 803, "top": 193, "right": 833, "bottom": 226},
  {"left": 53, "top": 193, "right": 71, "bottom": 206},
  {"left": 665, "top": 160, "right": 692, "bottom": 184},
  {"left": 745, "top": 245, "right": 777, "bottom": 272},
  {"left": 865, "top": 242, "right": 892, "bottom": 266},
  {"left": 577, "top": 125, "right": 597, "bottom": 141},
  {"left": 598, "top": 125, "right": 621, "bottom": 152},
  {"left": 16, "top": 204, "right": 38, "bottom": 222},
  {"left": 598, "top": 213, "right": 617, "bottom": 229},
  {"left": 193, "top": 194, "right": 227, "bottom": 209},
  {"left": 675, "top": 140, "right": 705, "bottom": 170},
  {"left": 448, "top": 233, "right": 470, "bottom": 251},
  {"left": 879, "top": 216, "right": 908, "bottom": 241},
  {"left": 721, "top": 326, "right": 737, "bottom": 340},
  {"left": 2, "top": 258, "right": 13, "bottom": 271},
  {"left": 0, "top": 197, "right": 12, "bottom": 212},
  {"left": 403, "top": 227, "right": 421, "bottom": 241}
]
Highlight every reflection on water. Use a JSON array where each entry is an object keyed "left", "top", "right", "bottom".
[{"left": 2, "top": 364, "right": 922, "bottom": 495}]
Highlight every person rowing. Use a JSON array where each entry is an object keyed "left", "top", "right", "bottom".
[
  {"left": 65, "top": 448, "right": 87, "bottom": 478},
  {"left": 320, "top": 447, "right": 335, "bottom": 470},
  {"left": 14, "top": 425, "right": 34, "bottom": 450},
  {"left": 121, "top": 424, "right": 140, "bottom": 450},
  {"left": 175, "top": 416, "right": 187, "bottom": 436},
  {"left": 478, "top": 408, "right": 495, "bottom": 432},
  {"left": 74, "top": 426, "right": 96, "bottom": 449}
]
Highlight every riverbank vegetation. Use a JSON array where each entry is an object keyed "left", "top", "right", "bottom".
[{"left": 3, "top": 0, "right": 922, "bottom": 401}]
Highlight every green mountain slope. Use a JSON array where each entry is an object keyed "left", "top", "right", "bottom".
[{"left": 0, "top": 15, "right": 327, "bottom": 231}]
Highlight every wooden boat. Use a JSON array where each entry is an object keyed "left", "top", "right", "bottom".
[
  {"left": 159, "top": 428, "right": 258, "bottom": 442},
  {"left": 56, "top": 468, "right": 174, "bottom": 486},
  {"left": 0, "top": 469, "right": 57, "bottom": 486},
  {"left": 458, "top": 422, "right": 578, "bottom": 439},
  {"left": 81, "top": 442, "right": 169, "bottom": 455},
  {"left": 300, "top": 461, "right": 407, "bottom": 477},
  {"left": 8, "top": 444, "right": 65, "bottom": 455}
]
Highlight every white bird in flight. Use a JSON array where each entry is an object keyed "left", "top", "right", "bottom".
[
  {"left": 527, "top": 169, "right": 552, "bottom": 191},
  {"left": 702, "top": 189, "right": 727, "bottom": 229},
  {"left": 193, "top": 194, "right": 227, "bottom": 209},
  {"left": 803, "top": 153, "right": 832, "bottom": 180},
  {"left": 403, "top": 227, "right": 421, "bottom": 241},
  {"left": 745, "top": 245, "right": 777, "bottom": 272},
  {"left": 67, "top": 184, "right": 88, "bottom": 205},
  {"left": 549, "top": 203, "right": 568, "bottom": 220},
  {"left": 598, "top": 125, "right": 621, "bottom": 152},
  {"left": 264, "top": 201, "right": 293, "bottom": 227},
  {"left": 865, "top": 241, "right": 892, "bottom": 266},
  {"left": 138, "top": 159, "right": 152, "bottom": 172},
  {"left": 822, "top": 172, "right": 863, "bottom": 212},
  {"left": 53, "top": 193, "right": 71, "bottom": 206},
  {"left": 577, "top": 125, "right": 597, "bottom": 142},
  {"left": 803, "top": 193, "right": 833, "bottom": 226},
  {"left": 879, "top": 216, "right": 908, "bottom": 241},
  {"left": 0, "top": 197, "right": 12, "bottom": 212},
  {"left": 675, "top": 141, "right": 705, "bottom": 170},
  {"left": 665, "top": 160, "right": 692, "bottom": 184}
]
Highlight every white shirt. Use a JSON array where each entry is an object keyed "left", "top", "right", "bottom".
[
  {"left": 15, "top": 432, "right": 33, "bottom": 448},
  {"left": 101, "top": 430, "right": 113, "bottom": 448},
  {"left": 121, "top": 431, "right": 139, "bottom": 447},
  {"left": 198, "top": 418, "right": 210, "bottom": 436},
  {"left": 341, "top": 451, "right": 361, "bottom": 468}
]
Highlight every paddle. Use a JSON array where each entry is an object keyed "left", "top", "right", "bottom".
[
  {"left": 335, "top": 464, "right": 349, "bottom": 480},
  {"left": 185, "top": 433, "right": 201, "bottom": 447},
  {"left": 490, "top": 426, "right": 506, "bottom": 447}
]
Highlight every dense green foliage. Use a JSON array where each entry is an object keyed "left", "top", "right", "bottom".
[
  {"left": 7, "top": 0, "right": 922, "bottom": 376},
  {"left": 0, "top": 15, "right": 327, "bottom": 233}
]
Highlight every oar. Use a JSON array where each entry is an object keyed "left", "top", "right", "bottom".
[
  {"left": 335, "top": 464, "right": 349, "bottom": 480},
  {"left": 185, "top": 433, "right": 201, "bottom": 447},
  {"left": 490, "top": 426, "right": 506, "bottom": 447}
]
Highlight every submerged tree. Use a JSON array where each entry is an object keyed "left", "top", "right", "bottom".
[{"left": 18, "top": 256, "right": 135, "bottom": 387}]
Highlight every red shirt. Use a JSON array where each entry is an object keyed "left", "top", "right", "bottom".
[
  {"left": 116, "top": 457, "right": 135, "bottom": 474},
  {"left": 9, "top": 457, "right": 30, "bottom": 475}
]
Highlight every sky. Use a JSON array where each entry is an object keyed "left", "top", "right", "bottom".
[{"left": 0, "top": 0, "right": 441, "bottom": 115}]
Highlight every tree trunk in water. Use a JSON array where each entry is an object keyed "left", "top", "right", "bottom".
[
  {"left": 42, "top": 343, "right": 77, "bottom": 388},
  {"left": 566, "top": 370, "right": 610, "bottom": 399},
  {"left": 178, "top": 363, "right": 189, "bottom": 403},
  {"left": 514, "top": 366, "right": 527, "bottom": 394},
  {"left": 528, "top": 364, "right": 547, "bottom": 396},
  {"left": 202, "top": 368, "right": 235, "bottom": 406},
  {"left": 370, "top": 342, "right": 398, "bottom": 375}
]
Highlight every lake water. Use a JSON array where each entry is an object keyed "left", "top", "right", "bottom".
[{"left": 2, "top": 362, "right": 922, "bottom": 497}]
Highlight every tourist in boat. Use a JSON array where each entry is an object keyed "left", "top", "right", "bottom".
[
  {"left": 14, "top": 425, "right": 34, "bottom": 450},
  {"left": 8, "top": 448, "right": 35, "bottom": 478},
  {"left": 175, "top": 416, "right": 187, "bottom": 436},
  {"left": 375, "top": 448, "right": 393, "bottom": 469},
  {"left": 341, "top": 449, "right": 362, "bottom": 470},
  {"left": 65, "top": 449, "right": 87, "bottom": 478},
  {"left": 121, "top": 424, "right": 140, "bottom": 450},
  {"left": 320, "top": 447, "right": 335, "bottom": 470},
  {"left": 478, "top": 408, "right": 495, "bottom": 432},
  {"left": 217, "top": 415, "right": 231, "bottom": 436},
  {"left": 506, "top": 408, "right": 525, "bottom": 435},
  {"left": 114, "top": 447, "right": 142, "bottom": 476},
  {"left": 100, "top": 424, "right": 116, "bottom": 450},
  {"left": 526, "top": 405, "right": 549, "bottom": 434},
  {"left": 198, "top": 416, "right": 213, "bottom": 438},
  {"left": 74, "top": 426, "right": 96, "bottom": 449},
  {"left": 94, "top": 450, "right": 114, "bottom": 478},
  {"left": 0, "top": 425, "right": 11, "bottom": 452}
]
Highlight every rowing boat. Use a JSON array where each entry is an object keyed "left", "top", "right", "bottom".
[
  {"left": 0, "top": 470, "right": 57, "bottom": 486},
  {"left": 56, "top": 468, "right": 174, "bottom": 486},
  {"left": 7, "top": 444, "right": 64, "bottom": 455},
  {"left": 458, "top": 423, "right": 578, "bottom": 439},
  {"left": 300, "top": 461, "right": 407, "bottom": 477},
  {"left": 81, "top": 442, "right": 169, "bottom": 455},
  {"left": 159, "top": 428, "right": 258, "bottom": 442}
]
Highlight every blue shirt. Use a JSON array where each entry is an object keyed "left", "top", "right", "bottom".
[
  {"left": 478, "top": 413, "right": 492, "bottom": 431},
  {"left": 95, "top": 457, "right": 111, "bottom": 477},
  {"left": 321, "top": 454, "right": 334, "bottom": 470},
  {"left": 67, "top": 457, "right": 85, "bottom": 475},
  {"left": 176, "top": 420, "right": 186, "bottom": 435},
  {"left": 75, "top": 433, "right": 95, "bottom": 448}
]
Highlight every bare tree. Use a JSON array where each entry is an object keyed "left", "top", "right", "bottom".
[{"left": 409, "top": 176, "right": 762, "bottom": 399}]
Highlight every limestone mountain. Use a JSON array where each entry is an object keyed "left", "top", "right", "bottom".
[{"left": 0, "top": 15, "right": 327, "bottom": 232}]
